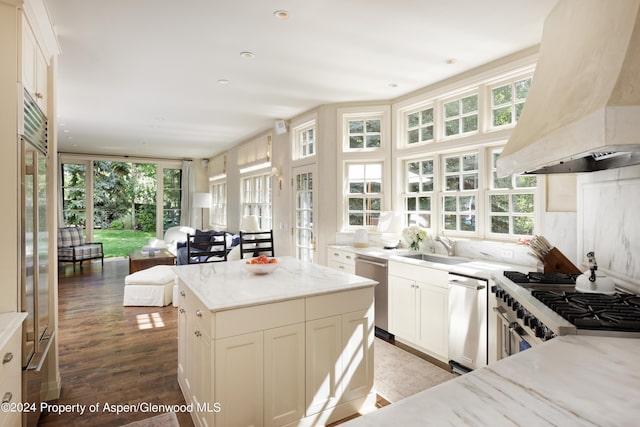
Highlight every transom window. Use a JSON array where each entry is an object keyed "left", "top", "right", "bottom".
[
  {"left": 443, "top": 94, "right": 478, "bottom": 137},
  {"left": 347, "top": 118, "right": 382, "bottom": 150},
  {"left": 491, "top": 77, "right": 532, "bottom": 127},
  {"left": 405, "top": 159, "right": 434, "bottom": 228},
  {"left": 210, "top": 181, "right": 227, "bottom": 229},
  {"left": 407, "top": 107, "right": 434, "bottom": 145},
  {"left": 489, "top": 149, "right": 537, "bottom": 236},
  {"left": 442, "top": 153, "right": 479, "bottom": 233},
  {"left": 294, "top": 121, "right": 316, "bottom": 159},
  {"left": 346, "top": 163, "right": 383, "bottom": 227}
]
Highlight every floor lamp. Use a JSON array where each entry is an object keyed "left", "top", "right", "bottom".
[{"left": 193, "top": 192, "right": 211, "bottom": 230}]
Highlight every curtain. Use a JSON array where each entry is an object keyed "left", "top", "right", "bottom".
[
  {"left": 180, "top": 160, "right": 196, "bottom": 227},
  {"left": 57, "top": 153, "right": 65, "bottom": 227}
]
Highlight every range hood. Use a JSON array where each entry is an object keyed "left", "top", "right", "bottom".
[{"left": 497, "top": 0, "right": 640, "bottom": 176}]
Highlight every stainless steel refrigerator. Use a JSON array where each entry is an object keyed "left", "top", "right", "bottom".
[{"left": 20, "top": 87, "right": 54, "bottom": 426}]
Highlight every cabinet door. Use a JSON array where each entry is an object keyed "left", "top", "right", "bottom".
[
  {"left": 35, "top": 48, "right": 47, "bottom": 112},
  {"left": 388, "top": 276, "right": 417, "bottom": 341},
  {"left": 215, "top": 332, "right": 264, "bottom": 427},
  {"left": 193, "top": 326, "right": 212, "bottom": 427},
  {"left": 22, "top": 22, "right": 37, "bottom": 95},
  {"left": 417, "top": 282, "right": 449, "bottom": 360},
  {"left": 264, "top": 323, "right": 305, "bottom": 427},
  {"left": 305, "top": 315, "right": 342, "bottom": 416},
  {"left": 341, "top": 309, "right": 374, "bottom": 403},
  {"left": 177, "top": 307, "right": 188, "bottom": 392}
]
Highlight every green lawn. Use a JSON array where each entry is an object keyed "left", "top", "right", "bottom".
[{"left": 93, "top": 229, "right": 156, "bottom": 258}]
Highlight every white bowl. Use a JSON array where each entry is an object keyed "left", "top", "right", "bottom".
[{"left": 243, "top": 260, "right": 279, "bottom": 275}]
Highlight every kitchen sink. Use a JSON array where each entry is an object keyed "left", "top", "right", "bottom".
[{"left": 400, "top": 253, "right": 471, "bottom": 265}]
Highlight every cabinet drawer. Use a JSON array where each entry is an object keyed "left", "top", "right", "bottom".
[
  {"left": 215, "top": 299, "right": 305, "bottom": 339},
  {"left": 328, "top": 249, "right": 356, "bottom": 266},
  {"left": 389, "top": 261, "right": 448, "bottom": 287},
  {"left": 306, "top": 287, "right": 374, "bottom": 320},
  {"left": 178, "top": 281, "right": 214, "bottom": 337},
  {"left": 0, "top": 328, "right": 20, "bottom": 385}
]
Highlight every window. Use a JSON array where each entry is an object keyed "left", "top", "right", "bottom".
[
  {"left": 344, "top": 116, "right": 383, "bottom": 151},
  {"left": 241, "top": 173, "right": 272, "bottom": 230},
  {"left": 210, "top": 180, "right": 227, "bottom": 229},
  {"left": 443, "top": 94, "right": 478, "bottom": 137},
  {"left": 406, "top": 107, "right": 434, "bottom": 145},
  {"left": 404, "top": 158, "right": 434, "bottom": 228},
  {"left": 294, "top": 121, "right": 316, "bottom": 159},
  {"left": 442, "top": 153, "right": 479, "bottom": 233},
  {"left": 61, "top": 163, "right": 87, "bottom": 226},
  {"left": 346, "top": 163, "right": 383, "bottom": 227},
  {"left": 491, "top": 77, "right": 532, "bottom": 127},
  {"left": 162, "top": 167, "right": 182, "bottom": 232},
  {"left": 488, "top": 149, "right": 537, "bottom": 236}
]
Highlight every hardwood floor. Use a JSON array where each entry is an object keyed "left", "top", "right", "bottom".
[
  {"left": 41, "top": 258, "right": 389, "bottom": 427},
  {"left": 39, "top": 259, "right": 194, "bottom": 427}
]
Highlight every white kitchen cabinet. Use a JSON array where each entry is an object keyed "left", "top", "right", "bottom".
[
  {"left": 388, "top": 260, "right": 449, "bottom": 362},
  {"left": 327, "top": 247, "right": 356, "bottom": 274},
  {"left": 0, "top": 317, "right": 23, "bottom": 427},
  {"left": 22, "top": 18, "right": 48, "bottom": 114},
  {"left": 177, "top": 278, "right": 375, "bottom": 427}
]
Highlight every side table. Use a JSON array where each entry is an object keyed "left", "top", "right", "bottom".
[{"left": 129, "top": 249, "right": 176, "bottom": 274}]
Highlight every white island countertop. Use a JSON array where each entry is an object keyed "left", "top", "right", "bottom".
[
  {"left": 343, "top": 335, "right": 640, "bottom": 426},
  {"left": 173, "top": 256, "right": 377, "bottom": 312}
]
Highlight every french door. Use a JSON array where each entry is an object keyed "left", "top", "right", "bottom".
[{"left": 293, "top": 164, "right": 317, "bottom": 263}]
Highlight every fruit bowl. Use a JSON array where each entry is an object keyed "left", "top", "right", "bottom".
[{"left": 243, "top": 256, "right": 279, "bottom": 275}]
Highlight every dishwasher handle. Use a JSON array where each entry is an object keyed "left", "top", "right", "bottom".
[
  {"left": 449, "top": 277, "right": 486, "bottom": 290},
  {"left": 355, "top": 257, "right": 387, "bottom": 268}
]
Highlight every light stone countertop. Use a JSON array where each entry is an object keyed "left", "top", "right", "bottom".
[
  {"left": 173, "top": 256, "right": 376, "bottom": 312},
  {"left": 343, "top": 335, "right": 640, "bottom": 426},
  {"left": 0, "top": 312, "right": 27, "bottom": 350}
]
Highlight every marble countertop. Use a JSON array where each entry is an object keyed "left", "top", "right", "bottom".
[
  {"left": 0, "top": 312, "right": 27, "bottom": 350},
  {"left": 329, "top": 244, "right": 532, "bottom": 280},
  {"left": 344, "top": 335, "right": 640, "bottom": 426},
  {"left": 173, "top": 256, "right": 377, "bottom": 312}
]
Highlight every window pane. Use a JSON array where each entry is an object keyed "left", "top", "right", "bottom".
[
  {"left": 445, "top": 119, "right": 459, "bottom": 136},
  {"left": 515, "top": 175, "right": 537, "bottom": 188},
  {"left": 492, "top": 85, "right": 512, "bottom": 106},
  {"left": 512, "top": 194, "right": 534, "bottom": 213},
  {"left": 408, "top": 129, "right": 419, "bottom": 144},
  {"left": 350, "top": 182, "right": 364, "bottom": 193},
  {"left": 422, "top": 161, "right": 433, "bottom": 175},
  {"left": 408, "top": 112, "right": 419, "bottom": 128},
  {"left": 421, "top": 126, "right": 433, "bottom": 141},
  {"left": 445, "top": 176, "right": 460, "bottom": 191},
  {"left": 462, "top": 95, "right": 478, "bottom": 113},
  {"left": 349, "top": 120, "right": 364, "bottom": 133},
  {"left": 493, "top": 107, "right": 512, "bottom": 126},
  {"left": 421, "top": 108, "right": 433, "bottom": 123},
  {"left": 368, "top": 181, "right": 381, "bottom": 193},
  {"left": 366, "top": 135, "right": 381, "bottom": 148},
  {"left": 460, "top": 215, "right": 476, "bottom": 231},
  {"left": 513, "top": 216, "right": 534, "bottom": 235},
  {"left": 444, "top": 214, "right": 457, "bottom": 230},
  {"left": 515, "top": 78, "right": 532, "bottom": 100},
  {"left": 445, "top": 157, "right": 460, "bottom": 173},
  {"left": 370, "top": 198, "right": 381, "bottom": 210},
  {"left": 444, "top": 101, "right": 459, "bottom": 117},
  {"left": 462, "top": 173, "right": 478, "bottom": 190},
  {"left": 421, "top": 179, "right": 433, "bottom": 192},
  {"left": 462, "top": 115, "right": 478, "bottom": 132},
  {"left": 350, "top": 136, "right": 364, "bottom": 148},
  {"left": 515, "top": 103, "right": 525, "bottom": 121},
  {"left": 366, "top": 120, "right": 381, "bottom": 133},
  {"left": 491, "top": 195, "right": 509, "bottom": 213},
  {"left": 406, "top": 197, "right": 416, "bottom": 210},
  {"left": 349, "top": 198, "right": 363, "bottom": 210},
  {"left": 418, "top": 197, "right": 431, "bottom": 210},
  {"left": 444, "top": 196, "right": 457, "bottom": 212},
  {"left": 491, "top": 216, "right": 510, "bottom": 234},
  {"left": 349, "top": 213, "right": 364, "bottom": 226},
  {"left": 462, "top": 154, "right": 478, "bottom": 171}
]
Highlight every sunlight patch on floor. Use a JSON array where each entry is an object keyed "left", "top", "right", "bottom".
[{"left": 136, "top": 312, "right": 165, "bottom": 329}]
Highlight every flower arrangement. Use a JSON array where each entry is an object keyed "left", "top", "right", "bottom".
[{"left": 402, "top": 226, "right": 428, "bottom": 252}]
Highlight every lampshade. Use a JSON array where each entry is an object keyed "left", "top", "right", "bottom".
[
  {"left": 193, "top": 192, "right": 211, "bottom": 208},
  {"left": 240, "top": 215, "right": 260, "bottom": 232},
  {"left": 377, "top": 211, "right": 404, "bottom": 233}
]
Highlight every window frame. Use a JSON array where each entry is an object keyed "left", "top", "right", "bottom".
[
  {"left": 489, "top": 74, "right": 534, "bottom": 129},
  {"left": 209, "top": 179, "right": 227, "bottom": 230},
  {"left": 343, "top": 161, "right": 385, "bottom": 230},
  {"left": 240, "top": 170, "right": 273, "bottom": 230},
  {"left": 441, "top": 92, "right": 479, "bottom": 139},
  {"left": 292, "top": 118, "right": 317, "bottom": 161}
]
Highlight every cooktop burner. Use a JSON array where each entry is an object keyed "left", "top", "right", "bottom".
[
  {"left": 531, "top": 290, "right": 640, "bottom": 332},
  {"left": 504, "top": 271, "right": 578, "bottom": 285}
]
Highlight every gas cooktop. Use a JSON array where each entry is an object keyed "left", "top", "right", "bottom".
[{"left": 503, "top": 271, "right": 578, "bottom": 285}]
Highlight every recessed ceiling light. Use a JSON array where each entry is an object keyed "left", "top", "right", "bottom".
[
  {"left": 63, "top": 129, "right": 70, "bottom": 133},
  {"left": 445, "top": 58, "right": 457, "bottom": 65},
  {"left": 273, "top": 10, "right": 289, "bottom": 19},
  {"left": 240, "top": 51, "right": 255, "bottom": 59},
  {"left": 67, "top": 136, "right": 73, "bottom": 140},
  {"left": 388, "top": 82, "right": 398, "bottom": 88},
  {"left": 218, "top": 79, "right": 229, "bottom": 84}
]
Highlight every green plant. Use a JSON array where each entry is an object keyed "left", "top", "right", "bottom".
[{"left": 110, "top": 220, "right": 124, "bottom": 230}]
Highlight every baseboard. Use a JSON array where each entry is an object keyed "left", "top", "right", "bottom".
[{"left": 286, "top": 391, "right": 377, "bottom": 427}]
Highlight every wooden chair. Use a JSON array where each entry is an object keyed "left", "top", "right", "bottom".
[
  {"left": 186, "top": 231, "right": 228, "bottom": 264},
  {"left": 239, "top": 230, "right": 275, "bottom": 259}
]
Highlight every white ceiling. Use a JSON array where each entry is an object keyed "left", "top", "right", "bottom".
[{"left": 46, "top": 0, "right": 558, "bottom": 160}]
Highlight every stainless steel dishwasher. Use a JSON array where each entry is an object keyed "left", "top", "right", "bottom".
[
  {"left": 355, "top": 255, "right": 393, "bottom": 341},
  {"left": 448, "top": 273, "right": 488, "bottom": 374}
]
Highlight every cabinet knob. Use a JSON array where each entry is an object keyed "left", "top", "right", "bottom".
[
  {"left": 180, "top": 291, "right": 186, "bottom": 297},
  {"left": 194, "top": 331, "right": 201, "bottom": 337},
  {"left": 195, "top": 310, "right": 203, "bottom": 317},
  {"left": 2, "top": 392, "right": 12, "bottom": 403},
  {"left": 179, "top": 308, "right": 185, "bottom": 314},
  {"left": 2, "top": 352, "right": 13, "bottom": 364},
  {"left": 34, "top": 92, "right": 43, "bottom": 99}
]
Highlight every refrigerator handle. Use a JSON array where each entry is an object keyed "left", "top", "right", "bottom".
[{"left": 26, "top": 330, "right": 55, "bottom": 373}]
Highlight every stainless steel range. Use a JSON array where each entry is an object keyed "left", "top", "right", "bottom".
[{"left": 492, "top": 271, "right": 640, "bottom": 359}]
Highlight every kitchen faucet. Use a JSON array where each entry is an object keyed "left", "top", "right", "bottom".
[{"left": 435, "top": 235, "right": 456, "bottom": 256}]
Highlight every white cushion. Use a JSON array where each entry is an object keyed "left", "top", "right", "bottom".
[
  {"left": 125, "top": 265, "right": 175, "bottom": 285},
  {"left": 227, "top": 245, "right": 241, "bottom": 261},
  {"left": 123, "top": 282, "right": 174, "bottom": 306}
]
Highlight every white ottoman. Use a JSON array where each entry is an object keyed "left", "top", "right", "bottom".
[{"left": 123, "top": 265, "right": 177, "bottom": 307}]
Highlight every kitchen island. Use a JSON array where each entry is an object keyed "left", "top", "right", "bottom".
[
  {"left": 342, "top": 334, "right": 640, "bottom": 426},
  {"left": 173, "top": 256, "right": 377, "bottom": 427}
]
